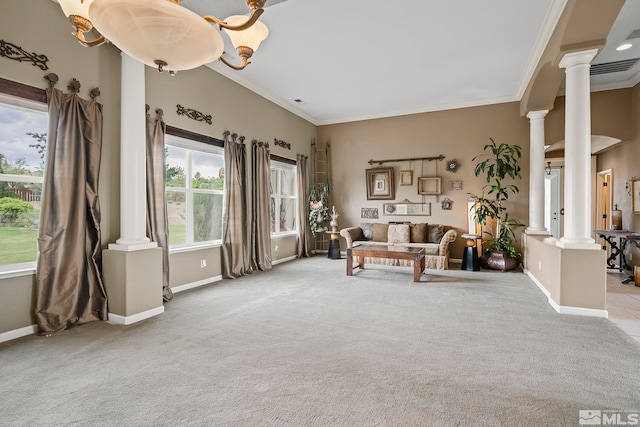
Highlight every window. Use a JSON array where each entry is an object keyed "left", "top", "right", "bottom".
[
  {"left": 270, "top": 159, "right": 297, "bottom": 234},
  {"left": 0, "top": 99, "right": 48, "bottom": 270},
  {"left": 165, "top": 132, "right": 224, "bottom": 248}
]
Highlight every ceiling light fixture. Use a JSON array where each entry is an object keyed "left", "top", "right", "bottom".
[
  {"left": 616, "top": 43, "right": 633, "bottom": 51},
  {"left": 57, "top": 0, "right": 269, "bottom": 72}
]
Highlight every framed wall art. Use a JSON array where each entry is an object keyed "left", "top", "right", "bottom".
[
  {"left": 366, "top": 167, "right": 395, "bottom": 200},
  {"left": 417, "top": 176, "right": 442, "bottom": 195},
  {"left": 633, "top": 178, "right": 640, "bottom": 214},
  {"left": 383, "top": 200, "right": 431, "bottom": 216},
  {"left": 399, "top": 170, "right": 413, "bottom": 186}
]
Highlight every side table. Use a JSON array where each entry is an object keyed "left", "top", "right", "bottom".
[
  {"left": 461, "top": 233, "right": 481, "bottom": 271},
  {"left": 325, "top": 230, "right": 342, "bottom": 259}
]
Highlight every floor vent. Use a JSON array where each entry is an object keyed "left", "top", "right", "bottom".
[{"left": 590, "top": 58, "right": 640, "bottom": 75}]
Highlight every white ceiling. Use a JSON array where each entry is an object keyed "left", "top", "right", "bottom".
[{"left": 182, "top": 0, "right": 640, "bottom": 126}]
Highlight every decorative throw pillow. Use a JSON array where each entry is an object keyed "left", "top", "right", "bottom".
[
  {"left": 427, "top": 224, "right": 445, "bottom": 243},
  {"left": 409, "top": 223, "right": 428, "bottom": 243},
  {"left": 372, "top": 223, "right": 389, "bottom": 242},
  {"left": 361, "top": 223, "right": 374, "bottom": 240},
  {"left": 388, "top": 224, "right": 410, "bottom": 243}
]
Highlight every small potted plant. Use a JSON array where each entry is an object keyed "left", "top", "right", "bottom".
[{"left": 470, "top": 138, "right": 525, "bottom": 271}]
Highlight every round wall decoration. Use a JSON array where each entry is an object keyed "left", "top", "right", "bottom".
[{"left": 446, "top": 159, "right": 459, "bottom": 172}]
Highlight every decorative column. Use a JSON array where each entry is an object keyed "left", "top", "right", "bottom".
[
  {"left": 103, "top": 53, "right": 163, "bottom": 326},
  {"left": 526, "top": 110, "right": 549, "bottom": 235},
  {"left": 109, "top": 53, "right": 156, "bottom": 250},
  {"left": 557, "top": 49, "right": 599, "bottom": 249}
]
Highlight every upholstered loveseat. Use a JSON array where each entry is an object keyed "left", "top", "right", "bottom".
[{"left": 340, "top": 223, "right": 457, "bottom": 270}]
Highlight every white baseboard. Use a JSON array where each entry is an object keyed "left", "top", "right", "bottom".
[
  {"left": 449, "top": 258, "right": 462, "bottom": 264},
  {"left": 524, "top": 269, "right": 551, "bottom": 298},
  {"left": 273, "top": 255, "right": 297, "bottom": 265},
  {"left": 171, "top": 276, "right": 223, "bottom": 294},
  {"left": 108, "top": 306, "right": 165, "bottom": 326},
  {"left": 547, "top": 298, "right": 608, "bottom": 318},
  {"left": 525, "top": 270, "right": 608, "bottom": 318},
  {"left": 0, "top": 324, "right": 37, "bottom": 343}
]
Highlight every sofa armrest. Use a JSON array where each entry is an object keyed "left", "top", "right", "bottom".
[
  {"left": 438, "top": 229, "right": 457, "bottom": 257},
  {"left": 340, "top": 226, "right": 364, "bottom": 248}
]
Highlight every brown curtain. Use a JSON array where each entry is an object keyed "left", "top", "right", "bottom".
[
  {"left": 146, "top": 112, "right": 172, "bottom": 301},
  {"left": 297, "top": 154, "right": 311, "bottom": 257},
  {"left": 251, "top": 141, "right": 272, "bottom": 271},
  {"left": 221, "top": 134, "right": 252, "bottom": 278},
  {"left": 35, "top": 86, "right": 107, "bottom": 335}
]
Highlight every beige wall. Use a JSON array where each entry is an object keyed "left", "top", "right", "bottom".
[
  {"left": 318, "top": 101, "right": 532, "bottom": 259},
  {"left": 598, "top": 83, "right": 640, "bottom": 268},
  {"left": 0, "top": 0, "right": 315, "bottom": 336},
  {"left": 524, "top": 235, "right": 606, "bottom": 311},
  {"left": 169, "top": 248, "right": 222, "bottom": 287}
]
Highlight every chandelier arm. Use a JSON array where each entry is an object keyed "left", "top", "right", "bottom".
[
  {"left": 219, "top": 55, "right": 250, "bottom": 71},
  {"left": 204, "top": 8, "right": 264, "bottom": 31},
  {"left": 74, "top": 32, "right": 107, "bottom": 48},
  {"left": 69, "top": 15, "right": 107, "bottom": 47}
]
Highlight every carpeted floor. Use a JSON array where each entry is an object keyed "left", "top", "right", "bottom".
[{"left": 1, "top": 256, "right": 639, "bottom": 426}]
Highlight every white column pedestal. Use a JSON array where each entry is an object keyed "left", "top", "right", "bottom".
[
  {"left": 110, "top": 52, "right": 154, "bottom": 251},
  {"left": 103, "top": 54, "right": 163, "bottom": 327},
  {"left": 526, "top": 109, "right": 550, "bottom": 236},
  {"left": 557, "top": 49, "right": 600, "bottom": 250}
]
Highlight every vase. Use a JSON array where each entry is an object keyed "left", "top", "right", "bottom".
[{"left": 479, "top": 250, "right": 520, "bottom": 271}]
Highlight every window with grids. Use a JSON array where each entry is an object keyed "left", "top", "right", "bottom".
[
  {"left": 165, "top": 133, "right": 224, "bottom": 248},
  {"left": 0, "top": 99, "right": 48, "bottom": 269},
  {"left": 270, "top": 160, "right": 297, "bottom": 234}
]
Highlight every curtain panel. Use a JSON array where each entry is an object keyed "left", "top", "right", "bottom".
[
  {"left": 296, "top": 154, "right": 311, "bottom": 257},
  {"left": 221, "top": 137, "right": 252, "bottom": 278},
  {"left": 251, "top": 142, "right": 272, "bottom": 271},
  {"left": 146, "top": 113, "right": 172, "bottom": 302},
  {"left": 35, "top": 87, "right": 107, "bottom": 335}
]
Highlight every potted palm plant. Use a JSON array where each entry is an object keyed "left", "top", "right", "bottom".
[{"left": 470, "top": 138, "right": 525, "bottom": 271}]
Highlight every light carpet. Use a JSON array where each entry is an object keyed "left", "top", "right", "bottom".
[{"left": 1, "top": 256, "right": 639, "bottom": 426}]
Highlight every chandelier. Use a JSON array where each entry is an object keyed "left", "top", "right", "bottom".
[{"left": 57, "top": 0, "right": 269, "bottom": 72}]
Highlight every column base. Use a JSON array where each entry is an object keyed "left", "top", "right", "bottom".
[
  {"left": 108, "top": 241, "right": 157, "bottom": 252},
  {"left": 103, "top": 247, "right": 164, "bottom": 322},
  {"left": 556, "top": 239, "right": 600, "bottom": 250},
  {"left": 526, "top": 228, "right": 551, "bottom": 236}
]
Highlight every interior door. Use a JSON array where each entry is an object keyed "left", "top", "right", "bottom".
[{"left": 544, "top": 169, "right": 560, "bottom": 239}]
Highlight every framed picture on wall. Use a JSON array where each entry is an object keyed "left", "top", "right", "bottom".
[
  {"left": 366, "top": 167, "right": 395, "bottom": 200},
  {"left": 399, "top": 170, "right": 413, "bottom": 186},
  {"left": 417, "top": 177, "right": 442, "bottom": 195},
  {"left": 633, "top": 178, "right": 640, "bottom": 214}
]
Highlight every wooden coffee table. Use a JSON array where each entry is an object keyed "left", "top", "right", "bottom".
[{"left": 346, "top": 244, "right": 426, "bottom": 282}]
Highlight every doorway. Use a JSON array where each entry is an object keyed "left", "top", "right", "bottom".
[
  {"left": 595, "top": 169, "right": 613, "bottom": 258},
  {"left": 544, "top": 169, "right": 561, "bottom": 239}
]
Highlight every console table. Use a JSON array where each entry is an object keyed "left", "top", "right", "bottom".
[{"left": 593, "top": 230, "right": 637, "bottom": 272}]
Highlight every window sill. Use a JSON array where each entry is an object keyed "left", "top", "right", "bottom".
[
  {"left": 0, "top": 262, "right": 36, "bottom": 280},
  {"left": 271, "top": 232, "right": 298, "bottom": 238},
  {"left": 169, "top": 242, "right": 222, "bottom": 255}
]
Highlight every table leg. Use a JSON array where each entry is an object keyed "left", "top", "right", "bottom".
[
  {"left": 346, "top": 251, "right": 353, "bottom": 276},
  {"left": 413, "top": 257, "right": 422, "bottom": 282}
]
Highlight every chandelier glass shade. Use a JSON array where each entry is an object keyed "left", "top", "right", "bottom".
[{"left": 57, "top": 0, "right": 269, "bottom": 72}]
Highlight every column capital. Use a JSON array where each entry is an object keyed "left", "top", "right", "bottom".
[
  {"left": 527, "top": 110, "right": 549, "bottom": 121},
  {"left": 559, "top": 49, "right": 598, "bottom": 69}
]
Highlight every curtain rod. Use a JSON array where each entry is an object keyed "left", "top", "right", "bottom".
[{"left": 368, "top": 155, "right": 444, "bottom": 165}]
